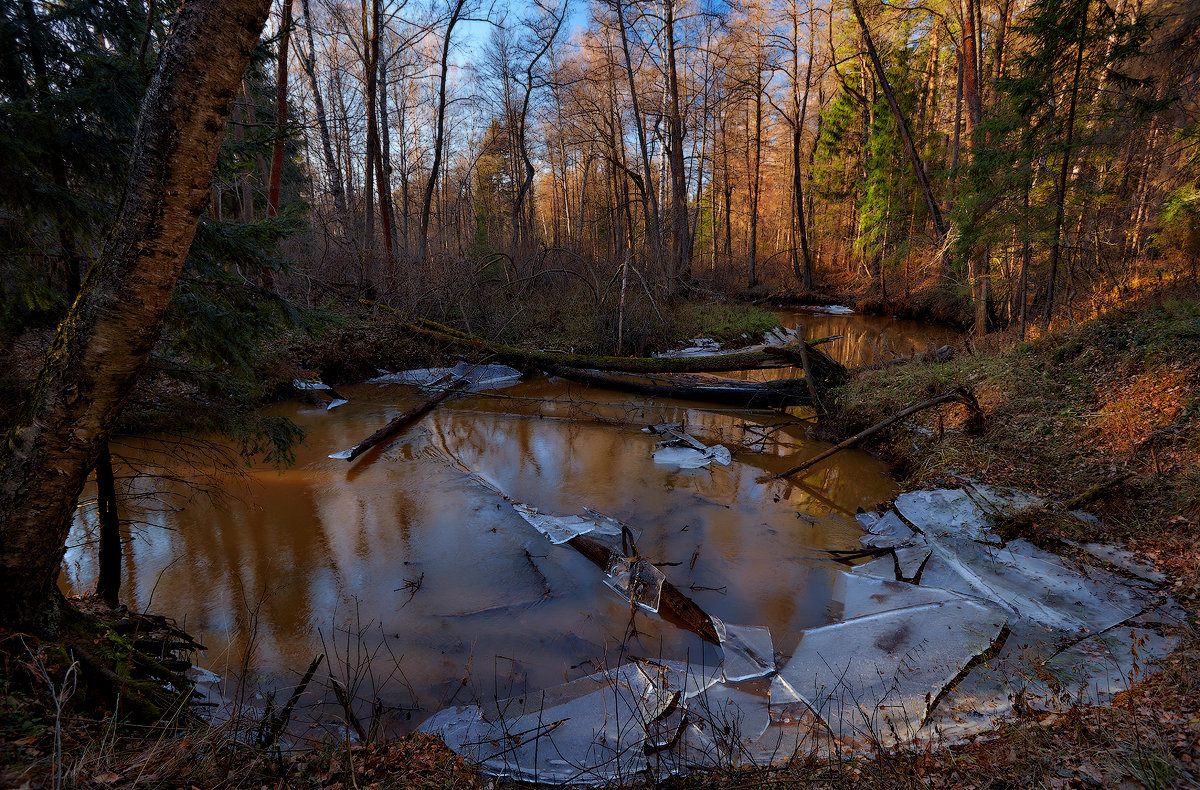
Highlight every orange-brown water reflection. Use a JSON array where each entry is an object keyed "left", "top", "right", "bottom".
[{"left": 62, "top": 311, "right": 943, "bottom": 737}]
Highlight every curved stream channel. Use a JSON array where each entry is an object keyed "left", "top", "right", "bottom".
[{"left": 61, "top": 310, "right": 1177, "bottom": 782}]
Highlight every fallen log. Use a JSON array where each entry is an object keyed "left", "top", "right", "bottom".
[
  {"left": 776, "top": 387, "right": 984, "bottom": 479},
  {"left": 362, "top": 299, "right": 847, "bottom": 382},
  {"left": 565, "top": 533, "right": 721, "bottom": 645},
  {"left": 543, "top": 364, "right": 814, "bottom": 409},
  {"left": 338, "top": 376, "right": 469, "bottom": 462}
]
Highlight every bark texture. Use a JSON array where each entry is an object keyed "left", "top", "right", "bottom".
[{"left": 0, "top": 0, "right": 273, "bottom": 632}]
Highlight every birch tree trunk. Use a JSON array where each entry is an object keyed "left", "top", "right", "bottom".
[{"left": 0, "top": 0, "right": 272, "bottom": 633}]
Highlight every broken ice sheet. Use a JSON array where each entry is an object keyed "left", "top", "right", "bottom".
[
  {"left": 712, "top": 618, "right": 774, "bottom": 682},
  {"left": 367, "top": 361, "right": 521, "bottom": 391},
  {"left": 1006, "top": 625, "right": 1178, "bottom": 712},
  {"left": 1074, "top": 541, "right": 1167, "bottom": 584},
  {"left": 682, "top": 683, "right": 771, "bottom": 765},
  {"left": 292, "top": 378, "right": 332, "bottom": 390},
  {"left": 831, "top": 571, "right": 964, "bottom": 621},
  {"left": 894, "top": 488, "right": 998, "bottom": 542},
  {"left": 859, "top": 510, "right": 918, "bottom": 549},
  {"left": 419, "top": 664, "right": 669, "bottom": 785},
  {"left": 513, "top": 503, "right": 622, "bottom": 545},
  {"left": 964, "top": 483, "right": 1044, "bottom": 517},
  {"left": 771, "top": 599, "right": 1007, "bottom": 744},
  {"left": 604, "top": 555, "right": 667, "bottom": 612},
  {"left": 920, "top": 533, "right": 1150, "bottom": 634},
  {"left": 634, "top": 658, "right": 722, "bottom": 701}
]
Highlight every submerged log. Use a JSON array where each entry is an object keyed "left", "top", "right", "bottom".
[
  {"left": 543, "top": 364, "right": 814, "bottom": 409},
  {"left": 341, "top": 376, "right": 469, "bottom": 462},
  {"left": 363, "top": 300, "right": 847, "bottom": 382},
  {"left": 776, "top": 387, "right": 984, "bottom": 479},
  {"left": 565, "top": 533, "right": 721, "bottom": 645}
]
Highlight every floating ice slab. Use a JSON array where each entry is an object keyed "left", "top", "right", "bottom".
[
  {"left": 712, "top": 619, "right": 775, "bottom": 682},
  {"left": 368, "top": 361, "right": 522, "bottom": 391},
  {"left": 419, "top": 664, "right": 670, "bottom": 785},
  {"left": 514, "top": 503, "right": 622, "bottom": 545},
  {"left": 894, "top": 489, "right": 998, "bottom": 542},
  {"left": 653, "top": 443, "right": 732, "bottom": 468},
  {"left": 771, "top": 599, "right": 1007, "bottom": 744}
]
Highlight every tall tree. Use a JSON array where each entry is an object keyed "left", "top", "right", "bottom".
[{"left": 0, "top": 0, "right": 273, "bottom": 633}]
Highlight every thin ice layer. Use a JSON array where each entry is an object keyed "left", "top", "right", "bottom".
[
  {"left": 368, "top": 361, "right": 522, "bottom": 390},
  {"left": 919, "top": 533, "right": 1149, "bottom": 634},
  {"left": 965, "top": 483, "right": 1044, "bottom": 516},
  {"left": 771, "top": 599, "right": 1007, "bottom": 744},
  {"left": 419, "top": 663, "right": 670, "bottom": 785},
  {"left": 860, "top": 511, "right": 919, "bottom": 548},
  {"left": 683, "top": 683, "right": 771, "bottom": 764},
  {"left": 634, "top": 658, "right": 722, "bottom": 700},
  {"left": 712, "top": 618, "right": 775, "bottom": 682},
  {"left": 830, "top": 571, "right": 963, "bottom": 620},
  {"left": 894, "top": 489, "right": 997, "bottom": 542}
]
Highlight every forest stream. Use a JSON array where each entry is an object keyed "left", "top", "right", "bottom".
[{"left": 57, "top": 310, "right": 1177, "bottom": 781}]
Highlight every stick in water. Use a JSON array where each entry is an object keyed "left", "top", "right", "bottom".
[{"left": 334, "top": 375, "right": 469, "bottom": 461}]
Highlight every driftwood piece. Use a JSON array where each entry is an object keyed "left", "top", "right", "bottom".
[
  {"left": 776, "top": 387, "right": 983, "bottom": 479},
  {"left": 543, "top": 364, "right": 813, "bottom": 409},
  {"left": 565, "top": 534, "right": 721, "bottom": 645},
  {"left": 344, "top": 376, "right": 468, "bottom": 462}
]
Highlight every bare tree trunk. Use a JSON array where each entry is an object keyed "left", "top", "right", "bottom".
[
  {"left": 664, "top": 0, "right": 691, "bottom": 282},
  {"left": 850, "top": 0, "right": 947, "bottom": 241},
  {"left": 297, "top": 0, "right": 347, "bottom": 218},
  {"left": 791, "top": 0, "right": 815, "bottom": 290},
  {"left": 0, "top": 0, "right": 272, "bottom": 633},
  {"left": 268, "top": 0, "right": 293, "bottom": 219},
  {"left": 1042, "top": 0, "right": 1089, "bottom": 331},
  {"left": 419, "top": 0, "right": 466, "bottom": 265},
  {"left": 614, "top": 0, "right": 663, "bottom": 264}
]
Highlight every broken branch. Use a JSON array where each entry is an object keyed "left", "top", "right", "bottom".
[{"left": 776, "top": 387, "right": 983, "bottom": 479}]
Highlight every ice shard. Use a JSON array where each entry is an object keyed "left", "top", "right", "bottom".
[{"left": 712, "top": 618, "right": 775, "bottom": 682}]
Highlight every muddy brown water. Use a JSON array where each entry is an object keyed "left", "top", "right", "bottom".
[{"left": 62, "top": 309, "right": 960, "bottom": 741}]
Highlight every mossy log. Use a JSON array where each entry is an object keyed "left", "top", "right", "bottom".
[
  {"left": 363, "top": 300, "right": 847, "bottom": 383},
  {"left": 543, "top": 364, "right": 814, "bottom": 409}
]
